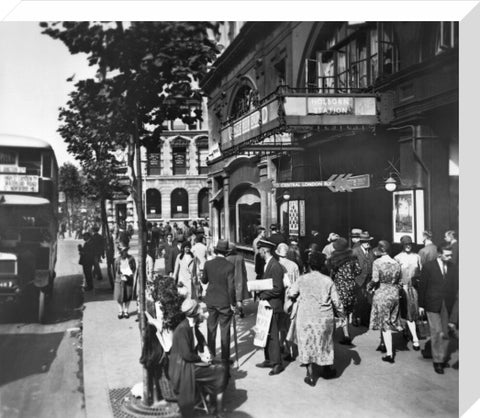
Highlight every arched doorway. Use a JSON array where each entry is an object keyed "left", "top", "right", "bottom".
[
  {"left": 146, "top": 188, "right": 161, "bottom": 217},
  {"left": 198, "top": 188, "right": 209, "bottom": 219},
  {"left": 171, "top": 188, "right": 189, "bottom": 218},
  {"left": 230, "top": 184, "right": 261, "bottom": 246}
]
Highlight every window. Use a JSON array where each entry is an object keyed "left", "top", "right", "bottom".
[
  {"left": 147, "top": 144, "right": 162, "bottom": 176},
  {"left": 42, "top": 153, "right": 52, "bottom": 178},
  {"left": 437, "top": 22, "right": 458, "bottom": 53},
  {"left": 306, "top": 23, "right": 397, "bottom": 93},
  {"left": 18, "top": 150, "right": 41, "bottom": 175},
  {"left": 196, "top": 137, "right": 209, "bottom": 175},
  {"left": 198, "top": 188, "right": 209, "bottom": 218},
  {"left": 171, "top": 188, "right": 189, "bottom": 218},
  {"left": 146, "top": 188, "right": 162, "bottom": 216},
  {"left": 230, "top": 84, "right": 255, "bottom": 120},
  {"left": 171, "top": 138, "right": 189, "bottom": 175}
]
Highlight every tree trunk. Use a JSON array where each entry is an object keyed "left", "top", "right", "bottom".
[
  {"left": 99, "top": 198, "right": 112, "bottom": 256},
  {"left": 130, "top": 117, "right": 151, "bottom": 406}
]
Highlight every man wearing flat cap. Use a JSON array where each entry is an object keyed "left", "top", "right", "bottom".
[
  {"left": 352, "top": 231, "right": 375, "bottom": 326},
  {"left": 201, "top": 240, "right": 236, "bottom": 364},
  {"left": 255, "top": 239, "right": 286, "bottom": 375}
]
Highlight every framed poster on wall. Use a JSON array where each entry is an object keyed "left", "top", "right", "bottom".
[{"left": 392, "top": 189, "right": 425, "bottom": 244}]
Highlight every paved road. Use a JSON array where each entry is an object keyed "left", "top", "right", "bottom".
[{"left": 0, "top": 239, "right": 85, "bottom": 418}]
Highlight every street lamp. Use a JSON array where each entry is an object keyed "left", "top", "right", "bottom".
[
  {"left": 282, "top": 190, "right": 291, "bottom": 201},
  {"left": 384, "top": 176, "right": 397, "bottom": 192}
]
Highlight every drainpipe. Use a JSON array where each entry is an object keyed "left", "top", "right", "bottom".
[{"left": 387, "top": 125, "right": 432, "bottom": 230}]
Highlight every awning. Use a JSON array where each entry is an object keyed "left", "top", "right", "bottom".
[
  {"left": 0, "top": 194, "right": 50, "bottom": 206},
  {"left": 209, "top": 189, "right": 224, "bottom": 204}
]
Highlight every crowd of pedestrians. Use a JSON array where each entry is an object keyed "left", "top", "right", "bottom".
[{"left": 78, "top": 218, "right": 458, "bottom": 416}]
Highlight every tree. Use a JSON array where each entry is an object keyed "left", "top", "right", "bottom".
[
  {"left": 41, "top": 21, "right": 220, "bottom": 406},
  {"left": 59, "top": 162, "right": 84, "bottom": 234}
]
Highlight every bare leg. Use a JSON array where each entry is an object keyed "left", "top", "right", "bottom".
[{"left": 382, "top": 330, "right": 393, "bottom": 356}]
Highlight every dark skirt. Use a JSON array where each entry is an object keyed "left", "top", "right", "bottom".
[{"left": 114, "top": 279, "right": 133, "bottom": 303}]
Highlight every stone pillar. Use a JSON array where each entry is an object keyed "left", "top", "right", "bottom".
[
  {"left": 162, "top": 187, "right": 171, "bottom": 221},
  {"left": 258, "top": 158, "right": 269, "bottom": 228},
  {"left": 163, "top": 138, "right": 172, "bottom": 176},
  {"left": 223, "top": 176, "right": 230, "bottom": 241}
]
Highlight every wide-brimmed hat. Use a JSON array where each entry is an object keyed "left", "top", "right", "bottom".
[
  {"left": 332, "top": 237, "right": 349, "bottom": 252},
  {"left": 257, "top": 239, "right": 276, "bottom": 250},
  {"left": 214, "top": 240, "right": 230, "bottom": 254},
  {"left": 181, "top": 298, "right": 199, "bottom": 317},
  {"left": 275, "top": 243, "right": 289, "bottom": 257},
  {"left": 359, "top": 231, "right": 374, "bottom": 242},
  {"left": 400, "top": 235, "right": 413, "bottom": 246},
  {"left": 328, "top": 232, "right": 340, "bottom": 242},
  {"left": 350, "top": 228, "right": 363, "bottom": 238}
]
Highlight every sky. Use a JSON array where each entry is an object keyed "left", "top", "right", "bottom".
[{"left": 0, "top": 22, "right": 95, "bottom": 166}]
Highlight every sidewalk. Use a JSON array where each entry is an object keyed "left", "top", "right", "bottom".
[{"left": 82, "top": 237, "right": 459, "bottom": 418}]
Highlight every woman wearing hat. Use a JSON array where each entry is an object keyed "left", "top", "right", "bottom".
[
  {"left": 327, "top": 237, "right": 361, "bottom": 345},
  {"left": 394, "top": 235, "right": 421, "bottom": 350},
  {"left": 173, "top": 240, "right": 197, "bottom": 299},
  {"left": 288, "top": 251, "right": 344, "bottom": 386},
  {"left": 367, "top": 240, "right": 401, "bottom": 363},
  {"left": 113, "top": 243, "right": 136, "bottom": 319},
  {"left": 169, "top": 298, "right": 228, "bottom": 418}
]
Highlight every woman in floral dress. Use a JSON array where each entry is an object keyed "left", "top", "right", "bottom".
[
  {"left": 368, "top": 240, "right": 401, "bottom": 363},
  {"left": 327, "top": 237, "right": 361, "bottom": 345},
  {"left": 394, "top": 235, "right": 421, "bottom": 351},
  {"left": 288, "top": 251, "right": 344, "bottom": 387}
]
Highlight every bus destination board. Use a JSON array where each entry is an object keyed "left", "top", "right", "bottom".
[{"left": 0, "top": 174, "right": 39, "bottom": 193}]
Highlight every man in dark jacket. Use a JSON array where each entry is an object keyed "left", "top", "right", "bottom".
[
  {"left": 268, "top": 224, "right": 286, "bottom": 247},
  {"left": 255, "top": 238, "right": 285, "bottom": 376},
  {"left": 419, "top": 243, "right": 458, "bottom": 374},
  {"left": 91, "top": 225, "right": 105, "bottom": 281},
  {"left": 201, "top": 240, "right": 236, "bottom": 363},
  {"left": 164, "top": 232, "right": 181, "bottom": 277},
  {"left": 79, "top": 232, "right": 96, "bottom": 290}
]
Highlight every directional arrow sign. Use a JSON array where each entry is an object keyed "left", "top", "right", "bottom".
[{"left": 273, "top": 174, "right": 370, "bottom": 192}]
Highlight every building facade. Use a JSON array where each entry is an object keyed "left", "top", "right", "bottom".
[
  {"left": 201, "top": 22, "right": 458, "bottom": 253},
  {"left": 106, "top": 101, "right": 210, "bottom": 230}
]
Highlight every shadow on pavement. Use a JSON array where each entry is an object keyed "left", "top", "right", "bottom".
[
  {"left": 0, "top": 332, "right": 64, "bottom": 387},
  {"left": 45, "top": 274, "right": 84, "bottom": 324}
]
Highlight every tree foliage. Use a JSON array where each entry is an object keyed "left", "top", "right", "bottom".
[{"left": 59, "top": 162, "right": 84, "bottom": 202}]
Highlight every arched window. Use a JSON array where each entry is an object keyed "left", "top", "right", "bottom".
[
  {"left": 171, "top": 188, "right": 189, "bottom": 218},
  {"left": 230, "top": 82, "right": 257, "bottom": 120},
  {"left": 198, "top": 188, "right": 209, "bottom": 218},
  {"left": 146, "top": 188, "right": 161, "bottom": 217}
]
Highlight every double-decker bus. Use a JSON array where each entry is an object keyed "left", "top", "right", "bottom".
[{"left": 0, "top": 134, "right": 58, "bottom": 322}]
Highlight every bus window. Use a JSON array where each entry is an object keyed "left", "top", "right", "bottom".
[
  {"left": 18, "top": 150, "right": 41, "bottom": 176},
  {"left": 42, "top": 154, "right": 52, "bottom": 178}
]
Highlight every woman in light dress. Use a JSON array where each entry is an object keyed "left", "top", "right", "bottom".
[
  {"left": 173, "top": 240, "right": 197, "bottom": 299},
  {"left": 288, "top": 251, "right": 344, "bottom": 386}
]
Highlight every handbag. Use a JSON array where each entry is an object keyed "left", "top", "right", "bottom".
[{"left": 416, "top": 313, "right": 430, "bottom": 340}]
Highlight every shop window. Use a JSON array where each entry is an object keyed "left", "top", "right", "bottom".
[
  {"left": 146, "top": 188, "right": 162, "bottom": 216},
  {"left": 198, "top": 188, "right": 209, "bottom": 218},
  {"left": 171, "top": 188, "right": 189, "bottom": 218},
  {"left": 147, "top": 144, "right": 162, "bottom": 176}
]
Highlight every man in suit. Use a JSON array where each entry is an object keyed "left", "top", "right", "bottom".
[
  {"left": 419, "top": 230, "right": 438, "bottom": 267},
  {"left": 352, "top": 231, "right": 375, "bottom": 326},
  {"left": 201, "top": 240, "right": 236, "bottom": 363},
  {"left": 268, "top": 224, "right": 286, "bottom": 247},
  {"left": 444, "top": 230, "right": 458, "bottom": 266},
  {"left": 419, "top": 243, "right": 458, "bottom": 374},
  {"left": 255, "top": 238, "right": 286, "bottom": 376},
  {"left": 79, "top": 232, "right": 96, "bottom": 291}
]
